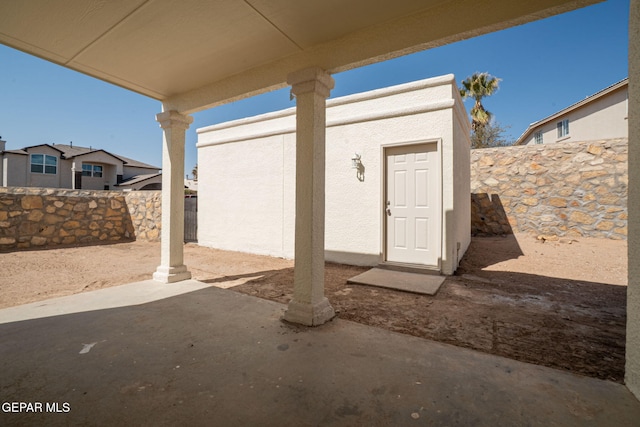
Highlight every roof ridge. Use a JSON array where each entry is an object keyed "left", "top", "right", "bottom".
[{"left": 6, "top": 142, "right": 160, "bottom": 169}]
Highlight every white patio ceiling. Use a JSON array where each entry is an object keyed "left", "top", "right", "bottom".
[{"left": 0, "top": 0, "right": 599, "bottom": 113}]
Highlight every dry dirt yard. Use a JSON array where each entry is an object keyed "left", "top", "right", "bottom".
[{"left": 0, "top": 233, "right": 627, "bottom": 383}]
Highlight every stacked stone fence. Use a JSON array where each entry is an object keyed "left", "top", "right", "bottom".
[
  {"left": 0, "top": 188, "right": 161, "bottom": 251},
  {"left": 471, "top": 138, "right": 628, "bottom": 239},
  {"left": 125, "top": 191, "right": 162, "bottom": 241},
  {"left": 0, "top": 139, "right": 628, "bottom": 252}
]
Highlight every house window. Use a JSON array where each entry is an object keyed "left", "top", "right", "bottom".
[
  {"left": 82, "top": 164, "right": 103, "bottom": 178},
  {"left": 534, "top": 131, "right": 543, "bottom": 145},
  {"left": 557, "top": 119, "right": 569, "bottom": 138},
  {"left": 30, "top": 154, "right": 57, "bottom": 174}
]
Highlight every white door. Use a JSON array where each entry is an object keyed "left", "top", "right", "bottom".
[{"left": 385, "top": 143, "right": 441, "bottom": 266}]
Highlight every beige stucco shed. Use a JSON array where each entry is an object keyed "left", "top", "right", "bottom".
[
  {"left": 197, "top": 74, "right": 471, "bottom": 275},
  {"left": 2, "top": 0, "right": 639, "bottom": 400}
]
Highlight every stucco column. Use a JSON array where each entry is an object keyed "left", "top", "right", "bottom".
[
  {"left": 283, "top": 67, "right": 335, "bottom": 326},
  {"left": 2, "top": 157, "right": 7, "bottom": 187},
  {"left": 153, "top": 110, "right": 193, "bottom": 283},
  {"left": 71, "top": 161, "right": 76, "bottom": 190},
  {"left": 627, "top": 0, "right": 640, "bottom": 400}
]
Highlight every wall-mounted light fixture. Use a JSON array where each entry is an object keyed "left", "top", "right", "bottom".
[
  {"left": 351, "top": 153, "right": 365, "bottom": 182},
  {"left": 351, "top": 153, "right": 361, "bottom": 169}
]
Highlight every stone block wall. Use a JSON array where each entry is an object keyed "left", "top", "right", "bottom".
[
  {"left": 0, "top": 188, "right": 162, "bottom": 251},
  {"left": 124, "top": 191, "right": 162, "bottom": 241},
  {"left": 471, "top": 138, "right": 628, "bottom": 239}
]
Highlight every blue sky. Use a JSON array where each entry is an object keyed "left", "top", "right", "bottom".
[{"left": 0, "top": 0, "right": 629, "bottom": 175}]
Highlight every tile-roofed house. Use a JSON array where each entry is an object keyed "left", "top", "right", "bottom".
[
  {"left": 0, "top": 139, "right": 160, "bottom": 190},
  {"left": 515, "top": 78, "right": 628, "bottom": 146},
  {"left": 114, "top": 173, "right": 162, "bottom": 191}
]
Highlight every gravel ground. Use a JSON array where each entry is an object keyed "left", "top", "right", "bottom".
[{"left": 0, "top": 233, "right": 627, "bottom": 382}]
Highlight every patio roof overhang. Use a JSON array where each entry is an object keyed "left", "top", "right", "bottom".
[{"left": 0, "top": 0, "right": 600, "bottom": 114}]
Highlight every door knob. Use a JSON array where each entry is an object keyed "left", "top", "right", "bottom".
[{"left": 386, "top": 208, "right": 391, "bottom": 216}]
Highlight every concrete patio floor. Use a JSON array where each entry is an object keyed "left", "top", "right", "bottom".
[{"left": 0, "top": 280, "right": 639, "bottom": 426}]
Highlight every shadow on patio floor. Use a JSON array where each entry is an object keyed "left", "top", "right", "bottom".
[{"left": 0, "top": 283, "right": 638, "bottom": 426}]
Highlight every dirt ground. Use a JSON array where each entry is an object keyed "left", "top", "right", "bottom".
[{"left": 0, "top": 233, "right": 627, "bottom": 383}]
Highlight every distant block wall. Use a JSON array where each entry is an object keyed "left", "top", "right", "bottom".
[
  {"left": 0, "top": 188, "right": 161, "bottom": 251},
  {"left": 471, "top": 139, "right": 628, "bottom": 239}
]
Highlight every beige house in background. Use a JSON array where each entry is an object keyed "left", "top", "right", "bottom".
[
  {"left": 0, "top": 140, "right": 160, "bottom": 190},
  {"left": 516, "top": 78, "right": 628, "bottom": 145}
]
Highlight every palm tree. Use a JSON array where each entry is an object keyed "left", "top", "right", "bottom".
[{"left": 459, "top": 73, "right": 500, "bottom": 132}]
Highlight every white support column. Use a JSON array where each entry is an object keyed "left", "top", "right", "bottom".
[
  {"left": 3, "top": 157, "right": 9, "bottom": 187},
  {"left": 627, "top": 0, "right": 640, "bottom": 400},
  {"left": 71, "top": 161, "right": 76, "bottom": 190},
  {"left": 283, "top": 67, "right": 335, "bottom": 326},
  {"left": 153, "top": 110, "right": 193, "bottom": 283}
]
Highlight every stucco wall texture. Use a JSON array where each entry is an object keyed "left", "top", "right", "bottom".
[
  {"left": 197, "top": 75, "right": 471, "bottom": 274},
  {"left": 0, "top": 188, "right": 161, "bottom": 251},
  {"left": 471, "top": 139, "right": 628, "bottom": 239}
]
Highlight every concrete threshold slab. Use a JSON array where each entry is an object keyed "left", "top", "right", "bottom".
[
  {"left": 0, "top": 279, "right": 211, "bottom": 324},
  {"left": 347, "top": 267, "right": 445, "bottom": 295}
]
